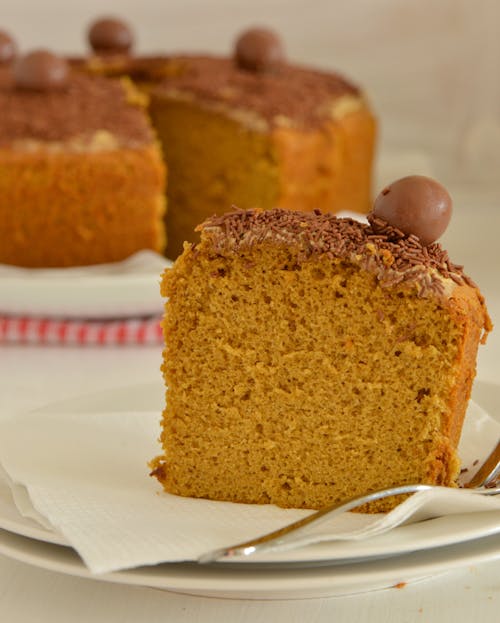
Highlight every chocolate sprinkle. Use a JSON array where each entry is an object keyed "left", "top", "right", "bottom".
[
  {"left": 199, "top": 208, "right": 479, "bottom": 299},
  {"left": 88, "top": 17, "right": 134, "bottom": 55},
  {"left": 234, "top": 27, "right": 285, "bottom": 73},
  {"left": 0, "top": 67, "right": 153, "bottom": 146}
]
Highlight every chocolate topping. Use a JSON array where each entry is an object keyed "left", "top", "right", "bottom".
[
  {"left": 13, "top": 50, "right": 69, "bottom": 91},
  {"left": 199, "top": 208, "right": 475, "bottom": 299},
  {"left": 372, "top": 176, "right": 452, "bottom": 246},
  {"left": 234, "top": 27, "right": 285, "bottom": 73},
  {"left": 0, "top": 68, "right": 153, "bottom": 146},
  {"left": 154, "top": 55, "right": 361, "bottom": 129},
  {"left": 0, "top": 30, "right": 16, "bottom": 65},
  {"left": 88, "top": 17, "right": 134, "bottom": 54}
]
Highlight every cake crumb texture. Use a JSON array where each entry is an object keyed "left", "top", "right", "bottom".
[{"left": 152, "top": 209, "right": 490, "bottom": 511}]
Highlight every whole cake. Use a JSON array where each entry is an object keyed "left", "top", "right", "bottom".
[
  {"left": 0, "top": 49, "right": 166, "bottom": 267},
  {"left": 76, "top": 20, "right": 377, "bottom": 259},
  {"left": 151, "top": 176, "right": 491, "bottom": 512},
  {"left": 150, "top": 27, "right": 376, "bottom": 257},
  {"left": 1, "top": 20, "right": 376, "bottom": 265}
]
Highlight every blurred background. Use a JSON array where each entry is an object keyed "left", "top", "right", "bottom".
[
  {"left": 3, "top": 0, "right": 499, "bottom": 378},
  {"left": 4, "top": 0, "right": 500, "bottom": 189}
]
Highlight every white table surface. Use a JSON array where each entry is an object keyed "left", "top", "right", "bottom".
[
  {"left": 0, "top": 190, "right": 499, "bottom": 621},
  {"left": 2, "top": 0, "right": 500, "bottom": 616}
]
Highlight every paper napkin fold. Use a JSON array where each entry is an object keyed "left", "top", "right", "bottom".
[{"left": 0, "top": 398, "right": 498, "bottom": 575}]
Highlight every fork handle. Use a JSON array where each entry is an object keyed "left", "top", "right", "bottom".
[{"left": 198, "top": 483, "right": 433, "bottom": 564}]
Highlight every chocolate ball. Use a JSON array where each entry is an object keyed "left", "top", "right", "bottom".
[
  {"left": 13, "top": 50, "right": 69, "bottom": 91},
  {"left": 234, "top": 27, "right": 285, "bottom": 73},
  {"left": 88, "top": 17, "right": 134, "bottom": 54},
  {"left": 0, "top": 30, "right": 17, "bottom": 64},
  {"left": 372, "top": 176, "right": 452, "bottom": 246}
]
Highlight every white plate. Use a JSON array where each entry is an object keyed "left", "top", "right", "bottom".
[
  {"left": 0, "top": 251, "right": 172, "bottom": 319},
  {"left": 0, "top": 382, "right": 499, "bottom": 566},
  {"left": 1, "top": 524, "right": 500, "bottom": 599},
  {"left": 0, "top": 213, "right": 365, "bottom": 320}
]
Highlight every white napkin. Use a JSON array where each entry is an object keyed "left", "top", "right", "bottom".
[{"left": 0, "top": 401, "right": 498, "bottom": 575}]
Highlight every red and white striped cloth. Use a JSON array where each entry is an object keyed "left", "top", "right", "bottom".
[{"left": 0, "top": 315, "right": 164, "bottom": 346}]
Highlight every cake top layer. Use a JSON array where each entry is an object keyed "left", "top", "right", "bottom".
[
  {"left": 70, "top": 54, "right": 175, "bottom": 83},
  {"left": 199, "top": 208, "right": 478, "bottom": 300},
  {"left": 0, "top": 68, "right": 153, "bottom": 147},
  {"left": 153, "top": 55, "right": 362, "bottom": 129}
]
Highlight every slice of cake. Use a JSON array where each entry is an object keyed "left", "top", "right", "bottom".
[
  {"left": 151, "top": 176, "right": 491, "bottom": 512},
  {"left": 0, "top": 50, "right": 166, "bottom": 267},
  {"left": 149, "top": 27, "right": 376, "bottom": 258}
]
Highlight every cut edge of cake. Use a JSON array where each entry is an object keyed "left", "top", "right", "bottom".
[{"left": 151, "top": 207, "right": 491, "bottom": 512}]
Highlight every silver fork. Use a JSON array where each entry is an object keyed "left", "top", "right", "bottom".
[{"left": 199, "top": 438, "right": 500, "bottom": 564}]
